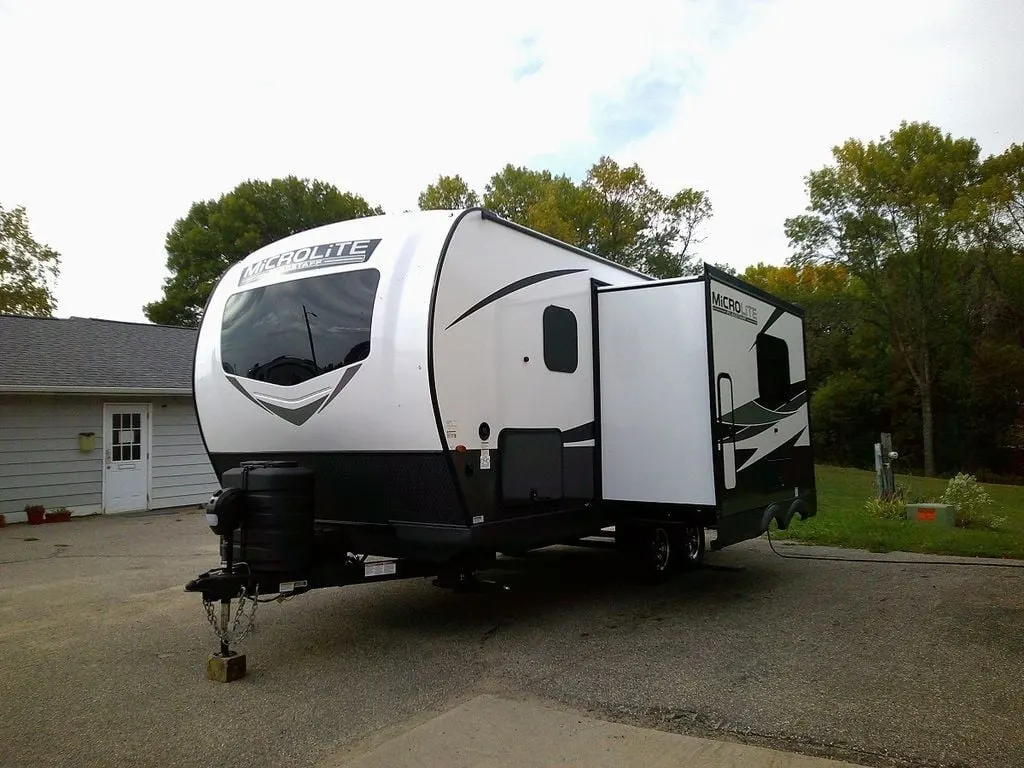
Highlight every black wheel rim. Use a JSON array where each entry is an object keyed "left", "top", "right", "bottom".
[
  {"left": 682, "top": 525, "right": 701, "bottom": 561},
  {"left": 652, "top": 528, "right": 671, "bottom": 571}
]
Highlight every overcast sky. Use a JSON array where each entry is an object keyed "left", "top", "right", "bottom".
[{"left": 2, "top": 0, "right": 1022, "bottom": 324}]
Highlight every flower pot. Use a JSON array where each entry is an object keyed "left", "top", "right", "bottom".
[
  {"left": 0, "top": 514, "right": 6, "bottom": 527},
  {"left": 25, "top": 506, "right": 46, "bottom": 525}
]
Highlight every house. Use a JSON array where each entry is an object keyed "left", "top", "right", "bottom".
[{"left": 0, "top": 315, "right": 220, "bottom": 523}]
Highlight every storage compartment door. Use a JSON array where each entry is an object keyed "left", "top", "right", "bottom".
[
  {"left": 597, "top": 281, "right": 715, "bottom": 505},
  {"left": 498, "top": 428, "right": 564, "bottom": 505}
]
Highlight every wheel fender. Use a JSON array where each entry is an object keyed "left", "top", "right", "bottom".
[
  {"left": 785, "top": 498, "right": 810, "bottom": 528},
  {"left": 761, "top": 503, "right": 784, "bottom": 533}
]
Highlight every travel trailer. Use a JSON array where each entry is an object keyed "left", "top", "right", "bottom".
[{"left": 187, "top": 208, "right": 816, "bottom": 614}]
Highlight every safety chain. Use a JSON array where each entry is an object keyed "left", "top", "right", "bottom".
[{"left": 202, "top": 581, "right": 260, "bottom": 646}]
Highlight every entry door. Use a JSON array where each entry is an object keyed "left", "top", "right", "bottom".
[{"left": 103, "top": 404, "right": 150, "bottom": 513}]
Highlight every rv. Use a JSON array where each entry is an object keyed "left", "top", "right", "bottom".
[{"left": 187, "top": 208, "right": 816, "bottom": 611}]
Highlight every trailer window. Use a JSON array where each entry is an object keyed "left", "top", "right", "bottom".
[
  {"left": 543, "top": 305, "right": 578, "bottom": 374},
  {"left": 756, "top": 333, "right": 791, "bottom": 409},
  {"left": 220, "top": 269, "right": 380, "bottom": 387}
]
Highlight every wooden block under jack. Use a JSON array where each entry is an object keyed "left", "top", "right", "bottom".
[{"left": 206, "top": 652, "right": 247, "bottom": 682}]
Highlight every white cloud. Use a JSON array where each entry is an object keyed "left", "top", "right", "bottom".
[
  {"left": 1, "top": 0, "right": 1021, "bottom": 321},
  {"left": 619, "top": 0, "right": 1024, "bottom": 270}
]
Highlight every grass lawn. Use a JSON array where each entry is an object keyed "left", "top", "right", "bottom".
[{"left": 770, "top": 464, "right": 1024, "bottom": 559}]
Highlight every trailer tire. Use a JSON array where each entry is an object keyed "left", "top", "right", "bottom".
[
  {"left": 628, "top": 525, "right": 678, "bottom": 583},
  {"left": 619, "top": 522, "right": 705, "bottom": 581},
  {"left": 676, "top": 523, "right": 705, "bottom": 571}
]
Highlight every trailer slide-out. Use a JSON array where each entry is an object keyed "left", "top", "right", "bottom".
[{"left": 186, "top": 208, "right": 816, "bottom": 629}]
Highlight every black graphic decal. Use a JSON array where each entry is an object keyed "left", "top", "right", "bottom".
[
  {"left": 446, "top": 269, "right": 586, "bottom": 330},
  {"left": 561, "top": 421, "right": 595, "bottom": 444}
]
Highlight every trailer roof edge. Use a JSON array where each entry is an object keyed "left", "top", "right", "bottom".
[
  {"left": 703, "top": 263, "right": 807, "bottom": 318},
  {"left": 476, "top": 209, "right": 655, "bottom": 282}
]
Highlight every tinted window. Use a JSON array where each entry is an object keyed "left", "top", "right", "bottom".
[
  {"left": 221, "top": 269, "right": 380, "bottom": 387},
  {"left": 756, "top": 333, "right": 791, "bottom": 409},
  {"left": 543, "top": 305, "right": 578, "bottom": 373}
]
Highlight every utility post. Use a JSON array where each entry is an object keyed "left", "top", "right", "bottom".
[{"left": 874, "top": 432, "right": 897, "bottom": 499}]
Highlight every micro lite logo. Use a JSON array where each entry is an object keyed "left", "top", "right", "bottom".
[
  {"left": 711, "top": 290, "right": 758, "bottom": 324},
  {"left": 239, "top": 238, "right": 382, "bottom": 286}
]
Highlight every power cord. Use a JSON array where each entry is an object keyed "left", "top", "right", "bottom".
[{"left": 765, "top": 526, "right": 1024, "bottom": 569}]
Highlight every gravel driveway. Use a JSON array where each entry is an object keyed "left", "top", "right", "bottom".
[{"left": 1, "top": 511, "right": 1021, "bottom": 768}]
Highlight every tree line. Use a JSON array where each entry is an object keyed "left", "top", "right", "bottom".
[
  {"left": 139, "top": 156, "right": 719, "bottom": 328},
  {"left": 3, "top": 121, "right": 1021, "bottom": 478},
  {"left": 753, "top": 122, "right": 1024, "bottom": 479}
]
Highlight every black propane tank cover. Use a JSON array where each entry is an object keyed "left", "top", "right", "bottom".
[{"left": 222, "top": 462, "right": 316, "bottom": 580}]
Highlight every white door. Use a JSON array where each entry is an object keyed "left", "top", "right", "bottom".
[{"left": 103, "top": 404, "right": 150, "bottom": 513}]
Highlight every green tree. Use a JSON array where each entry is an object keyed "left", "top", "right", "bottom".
[
  {"left": 144, "top": 176, "right": 383, "bottom": 327},
  {"left": 580, "top": 157, "right": 713, "bottom": 278},
  {"left": 482, "top": 164, "right": 585, "bottom": 243},
  {"left": 481, "top": 158, "right": 713, "bottom": 279},
  {"left": 417, "top": 174, "right": 480, "bottom": 210},
  {"left": 957, "top": 143, "right": 1024, "bottom": 473},
  {"left": 973, "top": 143, "right": 1024, "bottom": 345},
  {"left": 784, "top": 121, "right": 982, "bottom": 476},
  {"left": 0, "top": 203, "right": 61, "bottom": 316}
]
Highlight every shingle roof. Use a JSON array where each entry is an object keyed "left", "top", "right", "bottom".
[{"left": 0, "top": 315, "right": 198, "bottom": 391}]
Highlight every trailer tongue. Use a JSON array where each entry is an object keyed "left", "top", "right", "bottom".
[
  {"left": 187, "top": 461, "right": 486, "bottom": 603},
  {"left": 186, "top": 460, "right": 501, "bottom": 674}
]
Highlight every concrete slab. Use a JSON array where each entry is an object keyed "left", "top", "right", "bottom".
[{"left": 327, "top": 694, "right": 867, "bottom": 768}]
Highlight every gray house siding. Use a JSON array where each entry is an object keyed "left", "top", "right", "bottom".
[
  {"left": 0, "top": 394, "right": 218, "bottom": 523},
  {"left": 0, "top": 394, "right": 103, "bottom": 518},
  {"left": 151, "top": 399, "right": 219, "bottom": 508}
]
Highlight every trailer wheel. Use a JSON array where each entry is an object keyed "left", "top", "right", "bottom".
[
  {"left": 677, "top": 523, "right": 705, "bottom": 570},
  {"left": 633, "top": 525, "right": 677, "bottom": 582}
]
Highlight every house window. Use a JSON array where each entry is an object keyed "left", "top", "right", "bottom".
[
  {"left": 756, "top": 333, "right": 791, "bottom": 409},
  {"left": 543, "top": 305, "right": 578, "bottom": 373}
]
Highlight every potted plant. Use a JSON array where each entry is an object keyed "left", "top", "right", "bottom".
[
  {"left": 25, "top": 504, "right": 46, "bottom": 525},
  {"left": 0, "top": 513, "right": 6, "bottom": 527},
  {"left": 45, "top": 506, "right": 72, "bottom": 523}
]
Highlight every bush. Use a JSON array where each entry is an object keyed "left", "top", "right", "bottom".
[
  {"left": 864, "top": 486, "right": 909, "bottom": 520},
  {"left": 939, "top": 472, "right": 1003, "bottom": 530}
]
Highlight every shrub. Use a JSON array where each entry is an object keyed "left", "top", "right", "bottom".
[
  {"left": 864, "top": 486, "right": 909, "bottom": 520},
  {"left": 939, "top": 473, "right": 1003, "bottom": 530}
]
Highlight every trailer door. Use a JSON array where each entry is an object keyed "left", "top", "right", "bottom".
[{"left": 596, "top": 280, "right": 715, "bottom": 506}]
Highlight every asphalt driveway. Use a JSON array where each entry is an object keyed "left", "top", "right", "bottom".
[{"left": 1, "top": 511, "right": 1021, "bottom": 768}]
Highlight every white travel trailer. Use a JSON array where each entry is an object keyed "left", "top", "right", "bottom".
[{"left": 187, "top": 208, "right": 816, "bottom": 617}]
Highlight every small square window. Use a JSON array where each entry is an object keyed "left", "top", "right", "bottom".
[
  {"left": 113, "top": 445, "right": 122, "bottom": 462},
  {"left": 543, "top": 305, "right": 578, "bottom": 374},
  {"left": 112, "top": 414, "right": 121, "bottom": 429}
]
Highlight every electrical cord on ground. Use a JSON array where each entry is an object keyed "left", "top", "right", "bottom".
[{"left": 765, "top": 526, "right": 1024, "bottom": 568}]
